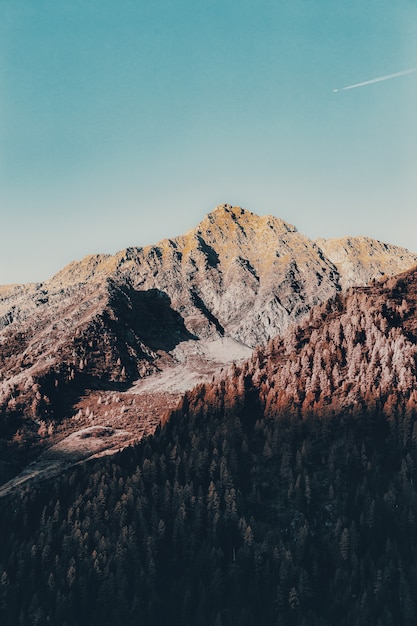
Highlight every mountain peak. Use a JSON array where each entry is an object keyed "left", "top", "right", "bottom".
[
  {"left": 197, "top": 204, "right": 298, "bottom": 240},
  {"left": 206, "top": 203, "right": 254, "bottom": 225}
]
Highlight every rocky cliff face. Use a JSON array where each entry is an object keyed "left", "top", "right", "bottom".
[{"left": 0, "top": 204, "right": 416, "bottom": 485}]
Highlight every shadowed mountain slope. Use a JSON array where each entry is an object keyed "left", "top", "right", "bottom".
[{"left": 1, "top": 265, "right": 417, "bottom": 624}]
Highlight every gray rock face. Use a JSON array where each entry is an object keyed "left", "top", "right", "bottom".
[{"left": 316, "top": 236, "right": 417, "bottom": 290}]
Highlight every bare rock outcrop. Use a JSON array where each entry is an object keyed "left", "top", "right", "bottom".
[{"left": 317, "top": 235, "right": 417, "bottom": 290}]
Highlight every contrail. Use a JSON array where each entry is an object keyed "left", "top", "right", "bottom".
[{"left": 333, "top": 67, "right": 417, "bottom": 92}]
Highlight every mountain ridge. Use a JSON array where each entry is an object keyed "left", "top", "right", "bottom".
[{"left": 3, "top": 204, "right": 417, "bottom": 344}]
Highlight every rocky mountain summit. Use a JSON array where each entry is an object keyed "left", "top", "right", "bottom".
[
  {"left": 3, "top": 204, "right": 416, "bottom": 344},
  {"left": 0, "top": 204, "right": 416, "bottom": 486}
]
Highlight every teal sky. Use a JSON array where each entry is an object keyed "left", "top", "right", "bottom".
[{"left": 1, "top": 0, "right": 417, "bottom": 284}]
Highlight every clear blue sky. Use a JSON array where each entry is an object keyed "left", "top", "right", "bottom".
[{"left": 1, "top": 0, "right": 416, "bottom": 284}]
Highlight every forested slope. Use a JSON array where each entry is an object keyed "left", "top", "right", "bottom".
[{"left": 1, "top": 268, "right": 417, "bottom": 625}]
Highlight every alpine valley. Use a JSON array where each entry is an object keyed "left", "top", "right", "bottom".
[{"left": 1, "top": 204, "right": 417, "bottom": 625}]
